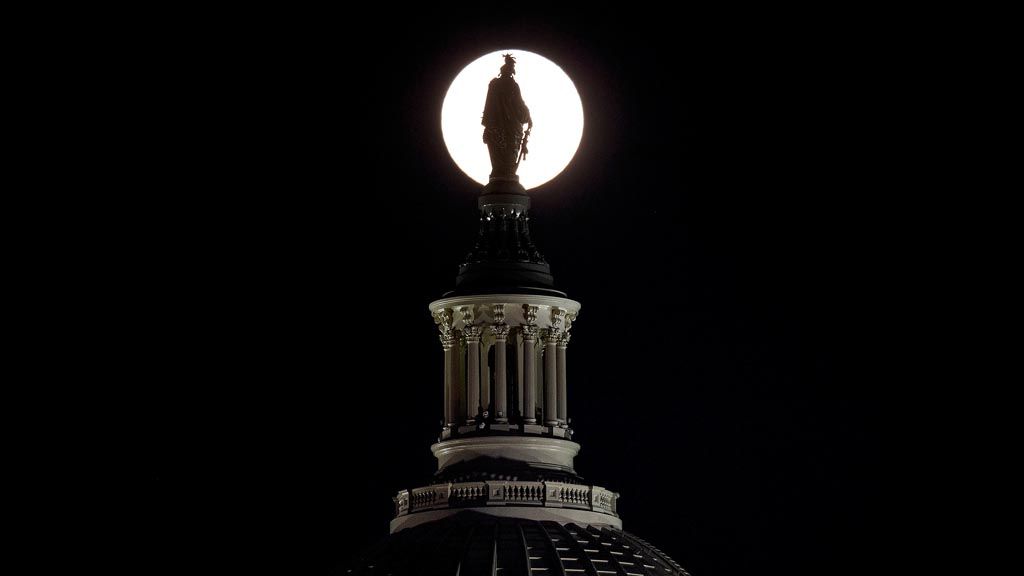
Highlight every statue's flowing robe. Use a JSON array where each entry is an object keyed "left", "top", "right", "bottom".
[{"left": 482, "top": 76, "right": 532, "bottom": 179}]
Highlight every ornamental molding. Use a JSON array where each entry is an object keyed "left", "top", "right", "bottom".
[
  {"left": 550, "top": 307, "right": 566, "bottom": 333},
  {"left": 433, "top": 308, "right": 453, "bottom": 335},
  {"left": 430, "top": 294, "right": 580, "bottom": 316},
  {"left": 392, "top": 480, "right": 619, "bottom": 519},
  {"left": 430, "top": 296, "right": 579, "bottom": 333},
  {"left": 431, "top": 435, "right": 580, "bottom": 462},
  {"left": 433, "top": 308, "right": 455, "bottom": 347},
  {"left": 492, "top": 303, "right": 506, "bottom": 325},
  {"left": 458, "top": 305, "right": 475, "bottom": 326}
]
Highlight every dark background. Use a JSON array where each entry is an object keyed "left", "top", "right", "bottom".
[{"left": 124, "top": 10, "right": 902, "bottom": 576}]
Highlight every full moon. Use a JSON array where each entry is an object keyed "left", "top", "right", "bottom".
[{"left": 441, "top": 50, "right": 584, "bottom": 190}]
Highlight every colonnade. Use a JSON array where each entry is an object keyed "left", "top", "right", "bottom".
[{"left": 434, "top": 303, "right": 574, "bottom": 433}]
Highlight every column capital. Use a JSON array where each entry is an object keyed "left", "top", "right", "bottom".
[
  {"left": 521, "top": 324, "right": 539, "bottom": 339},
  {"left": 439, "top": 333, "right": 455, "bottom": 349},
  {"left": 558, "top": 330, "right": 571, "bottom": 347},
  {"left": 434, "top": 308, "right": 454, "bottom": 338},
  {"left": 463, "top": 325, "right": 483, "bottom": 342},
  {"left": 490, "top": 323, "right": 510, "bottom": 340},
  {"left": 540, "top": 328, "right": 562, "bottom": 346}
]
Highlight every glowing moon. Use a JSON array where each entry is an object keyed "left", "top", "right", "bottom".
[{"left": 442, "top": 50, "right": 584, "bottom": 190}]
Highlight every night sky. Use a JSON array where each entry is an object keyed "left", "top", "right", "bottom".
[{"left": 130, "top": 11, "right": 891, "bottom": 575}]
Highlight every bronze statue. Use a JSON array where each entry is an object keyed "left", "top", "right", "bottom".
[{"left": 482, "top": 54, "right": 533, "bottom": 181}]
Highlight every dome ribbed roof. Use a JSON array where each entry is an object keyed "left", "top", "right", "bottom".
[{"left": 347, "top": 511, "right": 688, "bottom": 576}]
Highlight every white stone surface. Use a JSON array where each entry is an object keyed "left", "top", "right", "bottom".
[
  {"left": 429, "top": 294, "right": 581, "bottom": 332},
  {"left": 390, "top": 505, "right": 622, "bottom": 533},
  {"left": 432, "top": 436, "right": 581, "bottom": 472}
]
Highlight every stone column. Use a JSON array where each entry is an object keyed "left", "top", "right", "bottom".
[
  {"left": 492, "top": 324, "right": 509, "bottom": 422},
  {"left": 480, "top": 342, "right": 490, "bottom": 417},
  {"left": 434, "top": 309, "right": 455, "bottom": 427},
  {"left": 544, "top": 330, "right": 560, "bottom": 426},
  {"left": 442, "top": 336, "right": 454, "bottom": 426},
  {"left": 521, "top": 325, "right": 538, "bottom": 424},
  {"left": 464, "top": 326, "right": 482, "bottom": 423},
  {"left": 557, "top": 331, "right": 570, "bottom": 425},
  {"left": 516, "top": 332, "right": 524, "bottom": 417},
  {"left": 491, "top": 304, "right": 508, "bottom": 423},
  {"left": 456, "top": 335, "right": 467, "bottom": 426}
]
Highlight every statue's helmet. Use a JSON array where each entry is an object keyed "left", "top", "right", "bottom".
[{"left": 500, "top": 53, "right": 516, "bottom": 77}]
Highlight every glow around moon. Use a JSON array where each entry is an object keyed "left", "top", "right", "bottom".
[{"left": 441, "top": 50, "right": 584, "bottom": 190}]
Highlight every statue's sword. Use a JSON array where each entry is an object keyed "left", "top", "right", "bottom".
[{"left": 516, "top": 127, "right": 531, "bottom": 168}]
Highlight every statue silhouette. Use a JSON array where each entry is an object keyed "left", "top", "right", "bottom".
[{"left": 482, "top": 54, "right": 533, "bottom": 181}]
